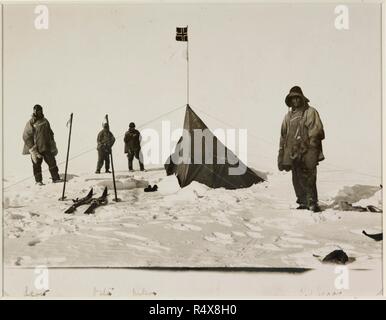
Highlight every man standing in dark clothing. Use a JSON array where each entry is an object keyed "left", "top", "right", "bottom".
[
  {"left": 96, "top": 123, "right": 115, "bottom": 174},
  {"left": 124, "top": 122, "right": 145, "bottom": 172},
  {"left": 278, "top": 86, "right": 325, "bottom": 213},
  {"left": 22, "top": 104, "right": 61, "bottom": 185}
]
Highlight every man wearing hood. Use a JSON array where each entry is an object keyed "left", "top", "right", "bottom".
[
  {"left": 95, "top": 123, "right": 115, "bottom": 174},
  {"left": 124, "top": 122, "right": 145, "bottom": 172},
  {"left": 278, "top": 86, "right": 325, "bottom": 212},
  {"left": 22, "top": 104, "right": 61, "bottom": 185}
]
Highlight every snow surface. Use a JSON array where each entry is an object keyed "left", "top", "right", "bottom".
[{"left": 3, "top": 169, "right": 382, "bottom": 270}]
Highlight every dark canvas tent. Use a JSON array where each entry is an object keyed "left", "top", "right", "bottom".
[{"left": 165, "top": 105, "right": 265, "bottom": 189}]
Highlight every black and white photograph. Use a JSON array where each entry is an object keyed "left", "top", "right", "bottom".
[{"left": 0, "top": 1, "right": 384, "bottom": 298}]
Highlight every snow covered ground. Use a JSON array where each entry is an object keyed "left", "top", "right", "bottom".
[{"left": 3, "top": 167, "right": 382, "bottom": 272}]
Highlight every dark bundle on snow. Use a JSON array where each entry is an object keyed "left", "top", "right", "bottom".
[
  {"left": 144, "top": 185, "right": 158, "bottom": 193},
  {"left": 322, "top": 250, "right": 349, "bottom": 265}
]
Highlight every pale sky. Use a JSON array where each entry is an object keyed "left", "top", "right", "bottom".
[{"left": 2, "top": 3, "right": 382, "bottom": 183}]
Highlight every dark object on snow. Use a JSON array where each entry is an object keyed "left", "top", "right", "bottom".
[
  {"left": 362, "top": 231, "right": 383, "bottom": 242},
  {"left": 366, "top": 205, "right": 382, "bottom": 213},
  {"left": 322, "top": 250, "right": 349, "bottom": 265},
  {"left": 64, "top": 188, "right": 93, "bottom": 214},
  {"left": 144, "top": 185, "right": 158, "bottom": 193},
  {"left": 84, "top": 187, "right": 108, "bottom": 214},
  {"left": 332, "top": 185, "right": 381, "bottom": 207},
  {"left": 165, "top": 105, "right": 265, "bottom": 189},
  {"left": 338, "top": 201, "right": 382, "bottom": 213}
]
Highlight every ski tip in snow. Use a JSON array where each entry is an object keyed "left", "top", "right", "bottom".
[
  {"left": 64, "top": 188, "right": 94, "bottom": 214},
  {"left": 102, "top": 186, "right": 108, "bottom": 197},
  {"left": 83, "top": 187, "right": 109, "bottom": 215}
]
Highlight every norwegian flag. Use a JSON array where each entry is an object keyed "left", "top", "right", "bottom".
[{"left": 176, "top": 27, "right": 188, "bottom": 41}]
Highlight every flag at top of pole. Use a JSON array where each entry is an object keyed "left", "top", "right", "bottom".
[{"left": 176, "top": 27, "right": 188, "bottom": 41}]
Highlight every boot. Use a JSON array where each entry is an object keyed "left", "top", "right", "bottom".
[{"left": 309, "top": 204, "right": 322, "bottom": 213}]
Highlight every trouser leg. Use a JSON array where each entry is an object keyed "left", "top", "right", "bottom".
[
  {"left": 104, "top": 152, "right": 110, "bottom": 171},
  {"left": 292, "top": 162, "right": 307, "bottom": 205},
  {"left": 32, "top": 156, "right": 43, "bottom": 183},
  {"left": 136, "top": 149, "right": 145, "bottom": 170},
  {"left": 304, "top": 166, "right": 318, "bottom": 206},
  {"left": 42, "top": 152, "right": 60, "bottom": 181},
  {"left": 96, "top": 149, "right": 104, "bottom": 171},
  {"left": 127, "top": 151, "right": 134, "bottom": 170}
]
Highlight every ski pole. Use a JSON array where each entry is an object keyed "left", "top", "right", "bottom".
[
  {"left": 105, "top": 114, "right": 120, "bottom": 202},
  {"left": 59, "top": 113, "right": 73, "bottom": 201}
]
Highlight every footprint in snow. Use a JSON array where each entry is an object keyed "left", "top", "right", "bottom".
[
  {"left": 280, "top": 236, "right": 319, "bottom": 245},
  {"left": 246, "top": 232, "right": 264, "bottom": 239},
  {"left": 244, "top": 223, "right": 263, "bottom": 232},
  {"left": 254, "top": 243, "right": 282, "bottom": 251},
  {"left": 278, "top": 243, "right": 303, "bottom": 249},
  {"left": 232, "top": 231, "right": 247, "bottom": 237},
  {"left": 126, "top": 243, "right": 161, "bottom": 254},
  {"left": 171, "top": 223, "right": 202, "bottom": 232},
  {"left": 93, "top": 227, "right": 116, "bottom": 232},
  {"left": 284, "top": 230, "right": 304, "bottom": 237},
  {"left": 216, "top": 219, "right": 233, "bottom": 227},
  {"left": 120, "top": 223, "right": 139, "bottom": 228},
  {"left": 113, "top": 231, "right": 148, "bottom": 241},
  {"left": 28, "top": 239, "right": 41, "bottom": 246},
  {"left": 195, "top": 219, "right": 215, "bottom": 224},
  {"left": 204, "top": 232, "right": 234, "bottom": 245}
]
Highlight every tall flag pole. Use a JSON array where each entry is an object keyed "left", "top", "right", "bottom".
[
  {"left": 59, "top": 113, "right": 73, "bottom": 201},
  {"left": 176, "top": 25, "right": 189, "bottom": 106},
  {"left": 105, "top": 114, "right": 120, "bottom": 202}
]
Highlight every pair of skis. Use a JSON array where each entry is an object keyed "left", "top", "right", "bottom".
[{"left": 64, "top": 187, "right": 108, "bottom": 214}]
